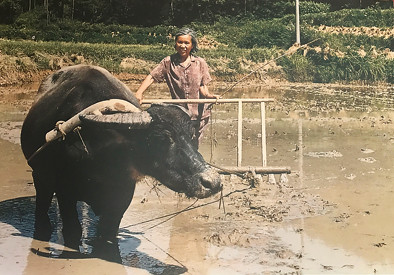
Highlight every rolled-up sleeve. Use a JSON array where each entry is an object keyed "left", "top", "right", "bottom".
[{"left": 150, "top": 57, "right": 168, "bottom": 83}]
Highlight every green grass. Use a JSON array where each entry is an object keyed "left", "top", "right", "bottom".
[{"left": 0, "top": 7, "right": 393, "bottom": 84}]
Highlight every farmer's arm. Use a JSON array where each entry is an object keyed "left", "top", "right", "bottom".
[
  {"left": 199, "top": 85, "right": 219, "bottom": 99},
  {"left": 135, "top": 74, "right": 155, "bottom": 105}
]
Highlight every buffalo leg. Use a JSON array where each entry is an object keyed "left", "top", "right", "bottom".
[
  {"left": 97, "top": 182, "right": 135, "bottom": 242},
  {"left": 94, "top": 209, "right": 127, "bottom": 264},
  {"left": 97, "top": 212, "right": 124, "bottom": 243},
  {"left": 56, "top": 192, "right": 82, "bottom": 249},
  {"left": 33, "top": 171, "right": 54, "bottom": 241}
]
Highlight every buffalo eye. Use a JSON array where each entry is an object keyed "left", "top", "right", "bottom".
[{"left": 148, "top": 130, "right": 175, "bottom": 152}]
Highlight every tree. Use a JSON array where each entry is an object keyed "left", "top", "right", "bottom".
[{"left": 0, "top": 0, "right": 22, "bottom": 24}]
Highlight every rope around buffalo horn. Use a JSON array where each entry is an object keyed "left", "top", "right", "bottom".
[
  {"left": 55, "top": 120, "right": 67, "bottom": 140},
  {"left": 27, "top": 100, "right": 140, "bottom": 164},
  {"left": 45, "top": 99, "right": 141, "bottom": 142},
  {"left": 74, "top": 127, "right": 89, "bottom": 155}
]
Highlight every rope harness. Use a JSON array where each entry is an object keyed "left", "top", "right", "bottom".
[
  {"left": 74, "top": 127, "right": 90, "bottom": 155},
  {"left": 122, "top": 185, "right": 252, "bottom": 232},
  {"left": 26, "top": 99, "right": 141, "bottom": 164}
]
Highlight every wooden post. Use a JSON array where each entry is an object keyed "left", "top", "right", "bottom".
[
  {"left": 295, "top": 0, "right": 300, "bottom": 44},
  {"left": 72, "top": 0, "right": 75, "bottom": 20},
  {"left": 261, "top": 102, "right": 267, "bottom": 167},
  {"left": 237, "top": 101, "right": 243, "bottom": 167},
  {"left": 45, "top": 0, "right": 49, "bottom": 25}
]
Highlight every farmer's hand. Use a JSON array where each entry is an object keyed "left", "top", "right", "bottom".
[{"left": 135, "top": 91, "right": 143, "bottom": 105}]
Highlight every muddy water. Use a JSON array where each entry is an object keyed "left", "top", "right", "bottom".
[{"left": 0, "top": 82, "right": 393, "bottom": 274}]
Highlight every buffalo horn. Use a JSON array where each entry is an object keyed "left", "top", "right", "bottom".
[
  {"left": 45, "top": 99, "right": 141, "bottom": 142},
  {"left": 80, "top": 112, "right": 152, "bottom": 129}
]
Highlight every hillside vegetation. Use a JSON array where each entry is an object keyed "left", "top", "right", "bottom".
[{"left": 0, "top": 4, "right": 393, "bottom": 85}]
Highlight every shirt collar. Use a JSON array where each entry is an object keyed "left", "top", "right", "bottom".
[{"left": 173, "top": 53, "right": 196, "bottom": 64}]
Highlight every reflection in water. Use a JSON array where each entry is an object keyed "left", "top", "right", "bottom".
[
  {"left": 276, "top": 226, "right": 375, "bottom": 273},
  {"left": 0, "top": 196, "right": 187, "bottom": 274}
]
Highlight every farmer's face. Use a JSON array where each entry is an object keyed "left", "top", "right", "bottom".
[{"left": 175, "top": 35, "right": 193, "bottom": 58}]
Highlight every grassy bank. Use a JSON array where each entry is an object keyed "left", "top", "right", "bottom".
[
  {"left": 1, "top": 37, "right": 392, "bottom": 86},
  {"left": 0, "top": 39, "right": 287, "bottom": 85},
  {"left": 0, "top": 8, "right": 393, "bottom": 85}
]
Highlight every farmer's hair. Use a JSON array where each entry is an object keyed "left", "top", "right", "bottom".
[{"left": 175, "top": 28, "right": 199, "bottom": 54}]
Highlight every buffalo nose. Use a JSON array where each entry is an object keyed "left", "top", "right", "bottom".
[{"left": 200, "top": 169, "right": 222, "bottom": 192}]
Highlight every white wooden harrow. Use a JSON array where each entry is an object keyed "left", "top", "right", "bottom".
[{"left": 142, "top": 98, "right": 291, "bottom": 182}]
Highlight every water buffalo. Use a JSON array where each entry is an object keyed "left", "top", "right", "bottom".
[{"left": 20, "top": 65, "right": 221, "bottom": 249}]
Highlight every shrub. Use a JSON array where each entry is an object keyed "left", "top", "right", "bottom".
[
  {"left": 14, "top": 8, "right": 47, "bottom": 28},
  {"left": 303, "top": 49, "right": 390, "bottom": 83},
  {"left": 31, "top": 52, "right": 51, "bottom": 70},
  {"left": 313, "top": 64, "right": 339, "bottom": 83},
  {"left": 246, "top": 47, "right": 279, "bottom": 63},
  {"left": 0, "top": 0, "right": 22, "bottom": 24},
  {"left": 387, "top": 60, "right": 394, "bottom": 84},
  {"left": 235, "top": 20, "right": 293, "bottom": 49},
  {"left": 303, "top": 8, "right": 394, "bottom": 27},
  {"left": 300, "top": 1, "right": 330, "bottom": 15},
  {"left": 279, "top": 53, "right": 314, "bottom": 82}
]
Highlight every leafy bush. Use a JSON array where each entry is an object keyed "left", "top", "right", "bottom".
[
  {"left": 31, "top": 52, "right": 51, "bottom": 70},
  {"left": 387, "top": 60, "right": 394, "bottom": 83},
  {"left": 350, "top": 56, "right": 387, "bottom": 82},
  {"left": 235, "top": 20, "right": 293, "bottom": 49},
  {"left": 279, "top": 53, "right": 314, "bottom": 82},
  {"left": 0, "top": 19, "right": 175, "bottom": 45},
  {"left": 0, "top": 0, "right": 22, "bottom": 24},
  {"left": 302, "top": 49, "right": 390, "bottom": 83},
  {"left": 242, "top": 1, "right": 329, "bottom": 20},
  {"left": 14, "top": 8, "right": 47, "bottom": 28},
  {"left": 246, "top": 47, "right": 279, "bottom": 63},
  {"left": 303, "top": 8, "right": 394, "bottom": 27},
  {"left": 300, "top": 1, "right": 330, "bottom": 15}
]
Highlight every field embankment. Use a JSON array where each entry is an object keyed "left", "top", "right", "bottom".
[{"left": 0, "top": 8, "right": 393, "bottom": 86}]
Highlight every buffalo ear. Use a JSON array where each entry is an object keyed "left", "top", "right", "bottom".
[{"left": 79, "top": 112, "right": 152, "bottom": 129}]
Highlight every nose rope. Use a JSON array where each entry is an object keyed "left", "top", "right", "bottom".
[
  {"left": 122, "top": 186, "right": 252, "bottom": 232},
  {"left": 218, "top": 189, "right": 226, "bottom": 214},
  {"left": 122, "top": 164, "right": 256, "bottom": 231},
  {"left": 144, "top": 199, "right": 199, "bottom": 231}
]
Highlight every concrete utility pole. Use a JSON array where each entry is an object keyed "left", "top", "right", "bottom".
[
  {"left": 72, "top": 0, "right": 75, "bottom": 20},
  {"left": 44, "top": 0, "right": 49, "bottom": 25},
  {"left": 295, "top": 0, "right": 300, "bottom": 45}
]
